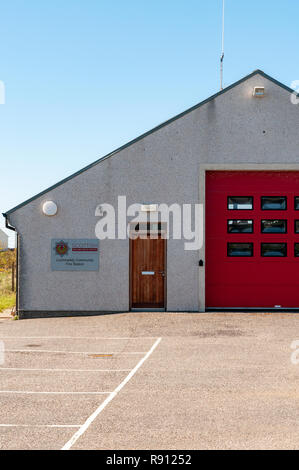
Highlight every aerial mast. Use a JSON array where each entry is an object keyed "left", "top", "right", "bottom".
[{"left": 220, "top": 0, "right": 225, "bottom": 90}]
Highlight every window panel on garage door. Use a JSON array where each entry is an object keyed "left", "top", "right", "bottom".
[
  {"left": 227, "top": 220, "right": 253, "bottom": 233},
  {"left": 206, "top": 171, "right": 299, "bottom": 309}
]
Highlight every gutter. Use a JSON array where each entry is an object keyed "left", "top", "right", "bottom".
[
  {"left": 2, "top": 213, "right": 19, "bottom": 317},
  {"left": 3, "top": 212, "right": 16, "bottom": 232}
]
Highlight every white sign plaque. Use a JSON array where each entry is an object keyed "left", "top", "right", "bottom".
[{"left": 51, "top": 239, "right": 99, "bottom": 271}]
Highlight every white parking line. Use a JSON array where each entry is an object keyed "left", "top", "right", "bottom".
[
  {"left": 0, "top": 368, "right": 131, "bottom": 372},
  {"left": 0, "top": 336, "right": 157, "bottom": 340},
  {"left": 0, "top": 391, "right": 111, "bottom": 395},
  {"left": 0, "top": 424, "right": 80, "bottom": 428},
  {"left": 62, "top": 337, "right": 162, "bottom": 450},
  {"left": 5, "top": 349, "right": 146, "bottom": 355}
]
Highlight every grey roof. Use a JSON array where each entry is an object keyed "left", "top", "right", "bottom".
[{"left": 3, "top": 69, "right": 298, "bottom": 216}]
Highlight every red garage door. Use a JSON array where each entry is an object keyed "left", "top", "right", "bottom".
[{"left": 206, "top": 171, "right": 299, "bottom": 309}]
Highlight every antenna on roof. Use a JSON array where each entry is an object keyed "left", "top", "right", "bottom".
[{"left": 220, "top": 0, "right": 225, "bottom": 90}]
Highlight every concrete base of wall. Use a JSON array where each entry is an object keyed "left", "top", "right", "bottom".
[
  {"left": 18, "top": 310, "right": 129, "bottom": 320},
  {"left": 18, "top": 310, "right": 202, "bottom": 319}
]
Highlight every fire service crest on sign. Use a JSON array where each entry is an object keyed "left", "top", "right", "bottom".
[
  {"left": 51, "top": 239, "right": 99, "bottom": 271},
  {"left": 55, "top": 240, "right": 69, "bottom": 256}
]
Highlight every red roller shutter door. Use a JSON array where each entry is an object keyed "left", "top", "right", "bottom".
[{"left": 206, "top": 171, "right": 299, "bottom": 309}]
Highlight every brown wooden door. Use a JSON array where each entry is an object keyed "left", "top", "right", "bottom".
[{"left": 131, "top": 235, "right": 166, "bottom": 309}]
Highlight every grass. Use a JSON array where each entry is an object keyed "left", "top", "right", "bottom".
[{"left": 0, "top": 270, "right": 16, "bottom": 313}]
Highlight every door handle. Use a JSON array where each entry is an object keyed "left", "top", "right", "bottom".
[{"left": 159, "top": 271, "right": 165, "bottom": 277}]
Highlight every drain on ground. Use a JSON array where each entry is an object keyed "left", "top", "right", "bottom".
[{"left": 192, "top": 330, "right": 247, "bottom": 338}]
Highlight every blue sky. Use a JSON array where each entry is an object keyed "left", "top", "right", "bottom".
[{"left": 1, "top": 0, "right": 299, "bottom": 246}]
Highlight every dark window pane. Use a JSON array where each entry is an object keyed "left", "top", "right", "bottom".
[
  {"left": 295, "top": 221, "right": 299, "bottom": 233},
  {"left": 228, "top": 197, "right": 253, "bottom": 210},
  {"left": 228, "top": 243, "right": 253, "bottom": 257},
  {"left": 295, "top": 244, "right": 299, "bottom": 257},
  {"left": 228, "top": 220, "right": 253, "bottom": 233},
  {"left": 295, "top": 198, "right": 299, "bottom": 210},
  {"left": 135, "top": 223, "right": 162, "bottom": 232},
  {"left": 261, "top": 197, "right": 287, "bottom": 210},
  {"left": 261, "top": 243, "right": 287, "bottom": 257},
  {"left": 261, "top": 220, "right": 287, "bottom": 234}
]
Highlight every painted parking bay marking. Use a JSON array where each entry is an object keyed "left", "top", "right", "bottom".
[
  {"left": 4, "top": 349, "right": 146, "bottom": 355},
  {"left": 62, "top": 337, "right": 162, "bottom": 450}
]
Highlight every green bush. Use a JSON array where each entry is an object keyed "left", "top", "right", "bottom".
[
  {"left": 0, "top": 249, "right": 16, "bottom": 270},
  {"left": 0, "top": 261, "right": 16, "bottom": 313},
  {"left": 0, "top": 292, "right": 15, "bottom": 312}
]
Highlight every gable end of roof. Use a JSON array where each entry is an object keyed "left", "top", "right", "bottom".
[{"left": 4, "top": 69, "right": 298, "bottom": 216}]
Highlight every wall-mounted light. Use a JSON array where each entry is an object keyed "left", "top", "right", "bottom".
[
  {"left": 141, "top": 204, "right": 158, "bottom": 212},
  {"left": 42, "top": 201, "right": 58, "bottom": 216},
  {"left": 253, "top": 86, "right": 265, "bottom": 97}
]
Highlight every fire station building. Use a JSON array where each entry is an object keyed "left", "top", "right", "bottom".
[{"left": 4, "top": 70, "right": 299, "bottom": 318}]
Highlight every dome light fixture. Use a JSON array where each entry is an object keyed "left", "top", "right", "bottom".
[{"left": 42, "top": 201, "right": 58, "bottom": 216}]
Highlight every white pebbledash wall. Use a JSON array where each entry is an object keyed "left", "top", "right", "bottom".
[{"left": 7, "top": 72, "right": 299, "bottom": 316}]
